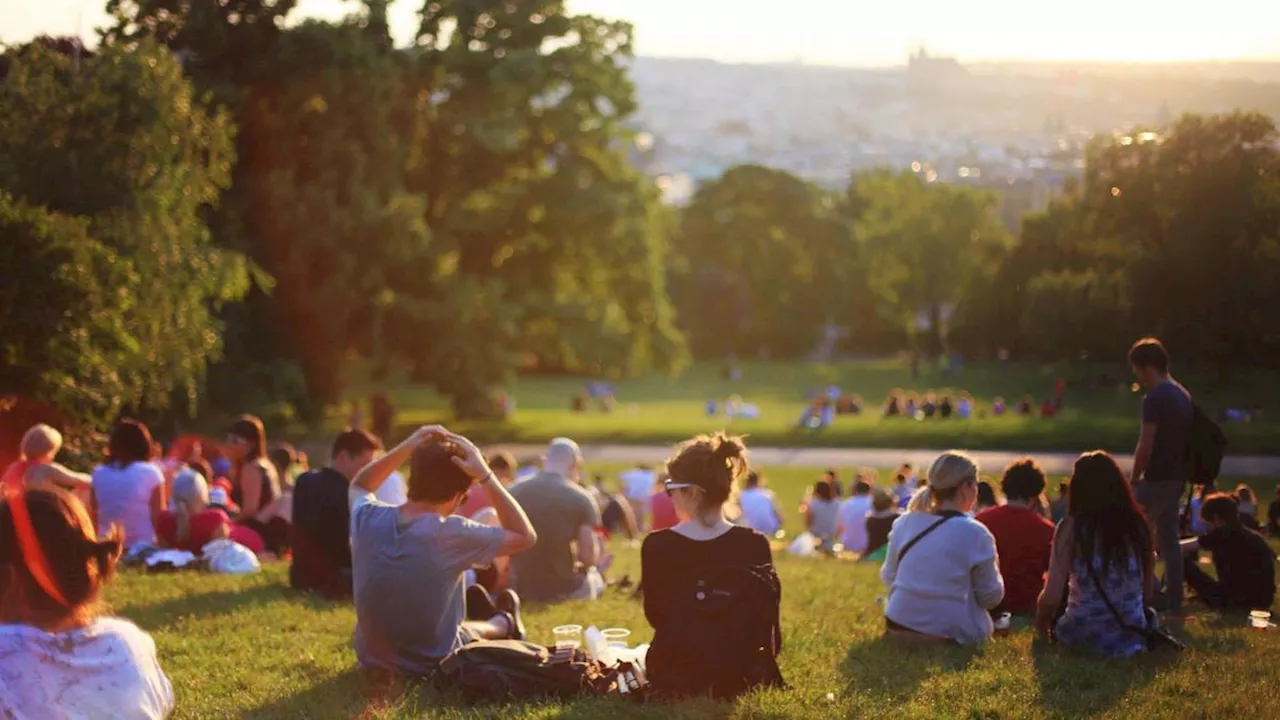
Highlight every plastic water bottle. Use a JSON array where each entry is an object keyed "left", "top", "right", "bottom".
[{"left": 584, "top": 626, "right": 615, "bottom": 665}]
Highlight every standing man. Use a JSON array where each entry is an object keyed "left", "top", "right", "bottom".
[{"left": 1129, "top": 337, "right": 1193, "bottom": 617}]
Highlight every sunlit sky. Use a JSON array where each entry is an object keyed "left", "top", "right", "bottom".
[{"left": 5, "top": 0, "right": 1280, "bottom": 66}]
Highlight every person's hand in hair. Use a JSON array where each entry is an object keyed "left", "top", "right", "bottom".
[
  {"left": 442, "top": 432, "right": 492, "bottom": 483},
  {"left": 350, "top": 425, "right": 447, "bottom": 498}
]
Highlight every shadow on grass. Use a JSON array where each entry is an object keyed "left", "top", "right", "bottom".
[
  {"left": 839, "top": 635, "right": 978, "bottom": 701},
  {"left": 242, "top": 666, "right": 369, "bottom": 719},
  {"left": 116, "top": 583, "right": 342, "bottom": 632},
  {"left": 1030, "top": 637, "right": 1180, "bottom": 716}
]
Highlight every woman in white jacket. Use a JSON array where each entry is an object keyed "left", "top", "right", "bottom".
[{"left": 881, "top": 451, "right": 1004, "bottom": 645}]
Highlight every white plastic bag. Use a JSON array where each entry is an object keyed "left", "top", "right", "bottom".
[
  {"left": 788, "top": 531, "right": 817, "bottom": 556},
  {"left": 145, "top": 550, "right": 198, "bottom": 570},
  {"left": 202, "top": 539, "right": 261, "bottom": 575}
]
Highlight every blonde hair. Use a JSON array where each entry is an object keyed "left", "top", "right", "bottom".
[
  {"left": 171, "top": 469, "right": 210, "bottom": 544},
  {"left": 20, "top": 424, "right": 62, "bottom": 462},
  {"left": 907, "top": 451, "right": 979, "bottom": 513}
]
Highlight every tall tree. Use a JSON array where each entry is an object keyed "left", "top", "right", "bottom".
[
  {"left": 672, "top": 165, "right": 849, "bottom": 358},
  {"left": 0, "top": 39, "right": 248, "bottom": 418},
  {"left": 851, "top": 171, "right": 1012, "bottom": 354}
]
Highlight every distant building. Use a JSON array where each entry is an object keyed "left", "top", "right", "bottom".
[{"left": 907, "top": 46, "right": 968, "bottom": 90}]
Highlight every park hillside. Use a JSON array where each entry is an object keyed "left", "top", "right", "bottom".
[
  {"left": 3, "top": 3, "right": 1280, "bottom": 458},
  {"left": 108, "top": 462, "right": 1280, "bottom": 718}
]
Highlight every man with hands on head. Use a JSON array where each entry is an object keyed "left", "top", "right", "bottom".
[{"left": 348, "top": 426, "right": 538, "bottom": 678}]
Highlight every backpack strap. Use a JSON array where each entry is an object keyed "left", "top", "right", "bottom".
[{"left": 897, "top": 515, "right": 954, "bottom": 564}]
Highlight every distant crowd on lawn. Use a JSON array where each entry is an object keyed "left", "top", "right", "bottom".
[
  {"left": 2, "top": 337, "right": 1277, "bottom": 717},
  {"left": 793, "top": 379, "right": 1067, "bottom": 429}
]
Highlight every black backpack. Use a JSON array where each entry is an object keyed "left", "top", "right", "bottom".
[
  {"left": 438, "top": 640, "right": 612, "bottom": 702},
  {"left": 646, "top": 563, "right": 785, "bottom": 700},
  {"left": 1187, "top": 403, "right": 1227, "bottom": 488}
]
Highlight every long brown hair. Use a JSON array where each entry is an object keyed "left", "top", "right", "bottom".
[
  {"left": 0, "top": 488, "right": 122, "bottom": 630},
  {"left": 1068, "top": 451, "right": 1152, "bottom": 577}
]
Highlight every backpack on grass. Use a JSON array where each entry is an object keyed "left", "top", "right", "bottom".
[
  {"left": 645, "top": 563, "right": 785, "bottom": 700},
  {"left": 438, "top": 640, "right": 613, "bottom": 702}
]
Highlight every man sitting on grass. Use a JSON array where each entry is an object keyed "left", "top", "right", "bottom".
[
  {"left": 977, "top": 459, "right": 1055, "bottom": 616},
  {"left": 290, "top": 428, "right": 382, "bottom": 598},
  {"left": 1180, "top": 493, "right": 1277, "bottom": 613},
  {"left": 510, "top": 438, "right": 608, "bottom": 602},
  {"left": 349, "top": 426, "right": 537, "bottom": 677}
]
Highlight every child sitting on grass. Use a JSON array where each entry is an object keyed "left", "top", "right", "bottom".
[{"left": 1180, "top": 493, "right": 1277, "bottom": 613}]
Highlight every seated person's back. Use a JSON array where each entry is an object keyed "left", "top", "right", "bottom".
[
  {"left": 881, "top": 453, "right": 1004, "bottom": 646},
  {"left": 642, "top": 433, "right": 783, "bottom": 700},
  {"left": 976, "top": 459, "right": 1055, "bottom": 614},
  {"left": 349, "top": 428, "right": 537, "bottom": 676},
  {"left": 0, "top": 487, "right": 174, "bottom": 718},
  {"left": 290, "top": 429, "right": 383, "bottom": 597},
  {"left": 509, "top": 446, "right": 602, "bottom": 603},
  {"left": 155, "top": 469, "right": 229, "bottom": 553}
]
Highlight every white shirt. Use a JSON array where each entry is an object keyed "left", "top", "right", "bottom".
[
  {"left": 92, "top": 462, "right": 165, "bottom": 548},
  {"left": 0, "top": 617, "right": 174, "bottom": 720},
  {"left": 880, "top": 511, "right": 1004, "bottom": 646},
  {"left": 739, "top": 487, "right": 780, "bottom": 535},
  {"left": 374, "top": 470, "right": 408, "bottom": 506},
  {"left": 837, "top": 494, "right": 873, "bottom": 553},
  {"left": 620, "top": 468, "right": 657, "bottom": 501}
]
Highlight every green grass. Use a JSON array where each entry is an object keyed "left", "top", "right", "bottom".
[
  {"left": 107, "top": 464, "right": 1280, "bottom": 718},
  {"left": 338, "top": 360, "right": 1280, "bottom": 454}
]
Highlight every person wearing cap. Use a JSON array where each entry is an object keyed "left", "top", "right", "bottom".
[
  {"left": 349, "top": 426, "right": 536, "bottom": 677},
  {"left": 881, "top": 451, "right": 1004, "bottom": 645},
  {"left": 509, "top": 438, "right": 607, "bottom": 603},
  {"left": 0, "top": 486, "right": 174, "bottom": 717}
]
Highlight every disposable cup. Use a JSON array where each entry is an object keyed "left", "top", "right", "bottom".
[{"left": 1250, "top": 610, "right": 1271, "bottom": 629}]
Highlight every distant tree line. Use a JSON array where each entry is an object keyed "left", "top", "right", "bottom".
[{"left": 2, "top": 1, "right": 1278, "bottom": 452}]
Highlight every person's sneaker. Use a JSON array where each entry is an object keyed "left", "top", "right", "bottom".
[
  {"left": 496, "top": 590, "right": 526, "bottom": 641},
  {"left": 465, "top": 584, "right": 498, "bottom": 621}
]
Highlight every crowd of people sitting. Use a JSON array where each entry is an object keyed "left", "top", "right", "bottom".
[{"left": 1, "top": 399, "right": 1276, "bottom": 714}]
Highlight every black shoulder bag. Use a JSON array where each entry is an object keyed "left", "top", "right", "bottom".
[{"left": 1083, "top": 560, "right": 1186, "bottom": 652}]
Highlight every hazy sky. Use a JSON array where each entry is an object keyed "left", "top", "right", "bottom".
[{"left": 5, "top": 0, "right": 1280, "bottom": 66}]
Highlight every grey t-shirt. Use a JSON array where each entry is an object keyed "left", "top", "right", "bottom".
[
  {"left": 1142, "top": 379, "right": 1193, "bottom": 483},
  {"left": 349, "top": 493, "right": 505, "bottom": 674},
  {"left": 509, "top": 472, "right": 602, "bottom": 602}
]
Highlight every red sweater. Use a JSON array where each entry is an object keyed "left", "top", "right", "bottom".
[{"left": 976, "top": 504, "right": 1055, "bottom": 614}]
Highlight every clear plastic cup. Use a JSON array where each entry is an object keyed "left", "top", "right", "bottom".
[
  {"left": 553, "top": 624, "right": 584, "bottom": 655},
  {"left": 1250, "top": 610, "right": 1271, "bottom": 629},
  {"left": 601, "top": 628, "right": 631, "bottom": 648}
]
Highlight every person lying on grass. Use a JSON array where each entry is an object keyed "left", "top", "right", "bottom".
[
  {"left": 1180, "top": 493, "right": 1277, "bottom": 614},
  {"left": 348, "top": 426, "right": 537, "bottom": 678},
  {"left": 0, "top": 486, "right": 173, "bottom": 718},
  {"left": 881, "top": 451, "right": 1004, "bottom": 646},
  {"left": 1036, "top": 452, "right": 1156, "bottom": 658}
]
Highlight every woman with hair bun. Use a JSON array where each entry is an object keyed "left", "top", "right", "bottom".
[
  {"left": 881, "top": 451, "right": 1004, "bottom": 645},
  {"left": 642, "top": 433, "right": 784, "bottom": 700},
  {"left": 0, "top": 487, "right": 174, "bottom": 717}
]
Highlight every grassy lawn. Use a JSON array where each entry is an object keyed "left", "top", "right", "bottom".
[
  {"left": 339, "top": 360, "right": 1280, "bottom": 454},
  {"left": 107, "top": 463, "right": 1280, "bottom": 718}
]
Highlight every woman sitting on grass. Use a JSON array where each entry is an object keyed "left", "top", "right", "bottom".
[
  {"left": 225, "top": 415, "right": 289, "bottom": 555},
  {"left": 1036, "top": 452, "right": 1155, "bottom": 658},
  {"left": 642, "top": 433, "right": 783, "bottom": 700},
  {"left": 881, "top": 451, "right": 1004, "bottom": 645},
  {"left": 155, "top": 469, "right": 230, "bottom": 554},
  {"left": 0, "top": 486, "right": 173, "bottom": 717},
  {"left": 806, "top": 478, "right": 840, "bottom": 554}
]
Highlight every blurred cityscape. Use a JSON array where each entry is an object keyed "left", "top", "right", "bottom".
[{"left": 631, "top": 50, "right": 1280, "bottom": 227}]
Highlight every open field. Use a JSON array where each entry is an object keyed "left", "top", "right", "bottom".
[
  {"left": 339, "top": 360, "right": 1280, "bottom": 455},
  {"left": 107, "top": 463, "right": 1280, "bottom": 718}
]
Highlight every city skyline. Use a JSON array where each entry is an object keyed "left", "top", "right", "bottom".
[{"left": 5, "top": 0, "right": 1280, "bottom": 66}]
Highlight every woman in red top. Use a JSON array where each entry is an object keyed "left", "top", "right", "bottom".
[{"left": 155, "top": 469, "right": 229, "bottom": 554}]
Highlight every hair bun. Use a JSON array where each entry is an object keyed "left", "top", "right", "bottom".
[{"left": 711, "top": 433, "right": 747, "bottom": 464}]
